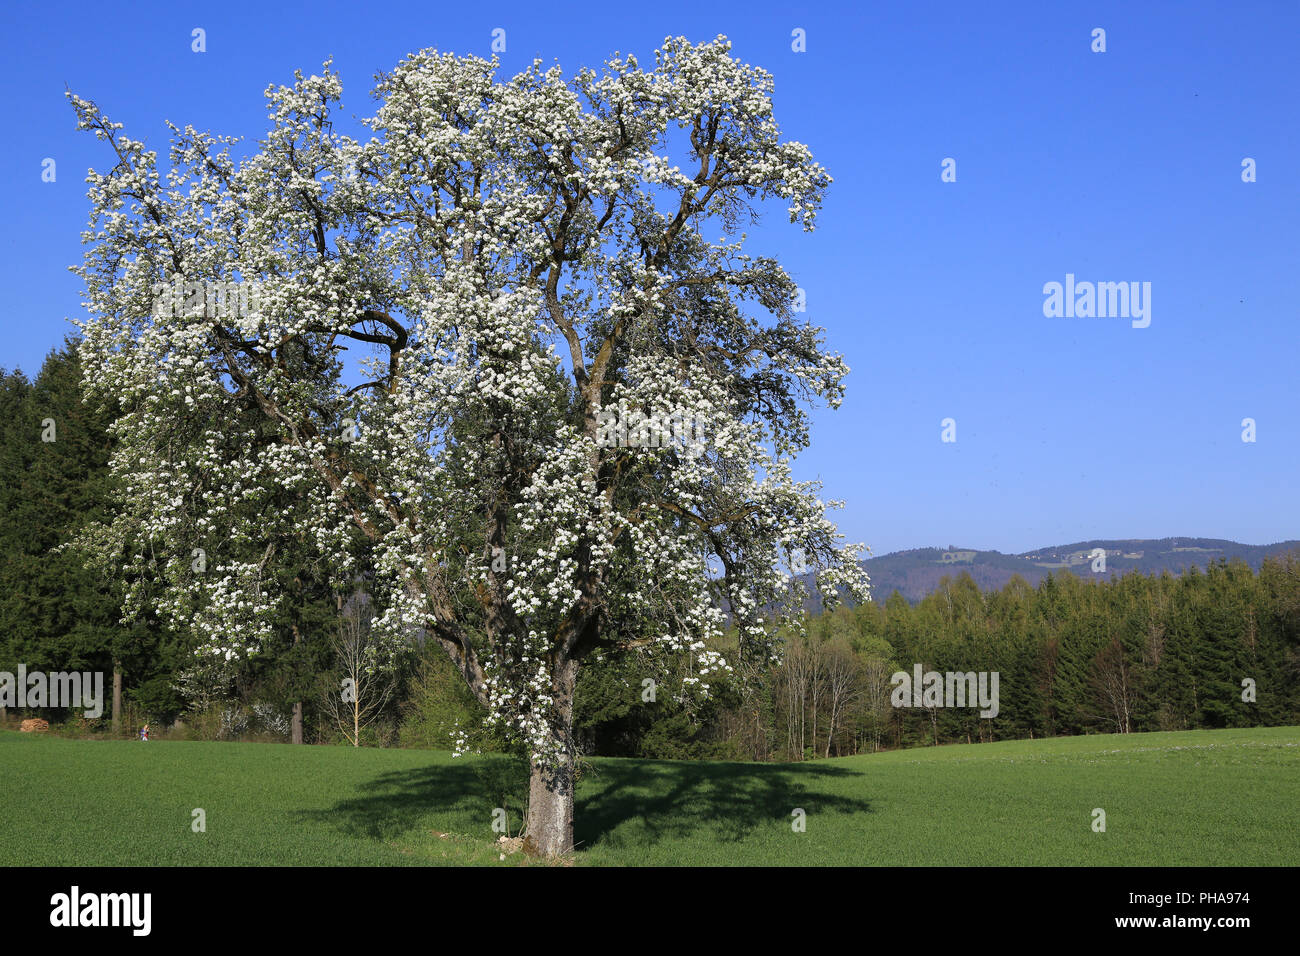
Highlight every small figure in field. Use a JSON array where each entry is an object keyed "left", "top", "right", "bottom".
[{"left": 139, "top": 723, "right": 149, "bottom": 742}]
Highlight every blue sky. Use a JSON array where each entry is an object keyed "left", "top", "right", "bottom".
[{"left": 1, "top": 0, "right": 1296, "bottom": 556}]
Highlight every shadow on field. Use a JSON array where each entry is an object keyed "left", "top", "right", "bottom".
[
  {"left": 298, "top": 754, "right": 871, "bottom": 851},
  {"left": 574, "top": 758, "right": 872, "bottom": 849},
  {"left": 295, "top": 754, "right": 530, "bottom": 841}
]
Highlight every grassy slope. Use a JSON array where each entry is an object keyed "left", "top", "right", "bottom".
[{"left": 2, "top": 726, "right": 1296, "bottom": 866}]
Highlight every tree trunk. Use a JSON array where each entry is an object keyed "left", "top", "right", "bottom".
[
  {"left": 526, "top": 750, "right": 575, "bottom": 856},
  {"left": 112, "top": 664, "right": 123, "bottom": 735},
  {"left": 524, "top": 658, "right": 577, "bottom": 857},
  {"left": 291, "top": 624, "right": 303, "bottom": 744}
]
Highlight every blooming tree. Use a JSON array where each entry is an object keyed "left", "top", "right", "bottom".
[{"left": 70, "top": 35, "right": 868, "bottom": 855}]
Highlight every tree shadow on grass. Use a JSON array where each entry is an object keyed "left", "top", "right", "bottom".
[
  {"left": 574, "top": 758, "right": 872, "bottom": 851},
  {"left": 297, "top": 753, "right": 872, "bottom": 854},
  {"left": 294, "top": 754, "right": 530, "bottom": 842}
]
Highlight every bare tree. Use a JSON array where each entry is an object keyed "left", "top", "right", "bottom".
[
  {"left": 779, "top": 636, "right": 813, "bottom": 759},
  {"left": 806, "top": 637, "right": 824, "bottom": 757},
  {"left": 822, "top": 639, "right": 861, "bottom": 757},
  {"left": 322, "top": 598, "right": 398, "bottom": 747},
  {"left": 859, "top": 655, "right": 894, "bottom": 753},
  {"left": 1091, "top": 636, "right": 1134, "bottom": 734},
  {"left": 925, "top": 698, "right": 940, "bottom": 746}
]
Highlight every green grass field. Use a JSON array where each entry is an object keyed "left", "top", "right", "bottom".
[{"left": 2, "top": 726, "right": 1296, "bottom": 865}]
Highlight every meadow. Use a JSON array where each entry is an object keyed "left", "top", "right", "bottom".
[{"left": 2, "top": 726, "right": 1296, "bottom": 866}]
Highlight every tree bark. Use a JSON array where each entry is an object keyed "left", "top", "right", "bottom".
[
  {"left": 291, "top": 624, "right": 303, "bottom": 744},
  {"left": 524, "top": 658, "right": 577, "bottom": 857},
  {"left": 112, "top": 664, "right": 122, "bottom": 735}
]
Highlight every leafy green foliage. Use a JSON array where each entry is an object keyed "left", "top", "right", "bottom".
[{"left": 0, "top": 341, "right": 181, "bottom": 725}]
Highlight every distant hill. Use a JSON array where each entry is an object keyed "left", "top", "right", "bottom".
[{"left": 818, "top": 537, "right": 1300, "bottom": 607}]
